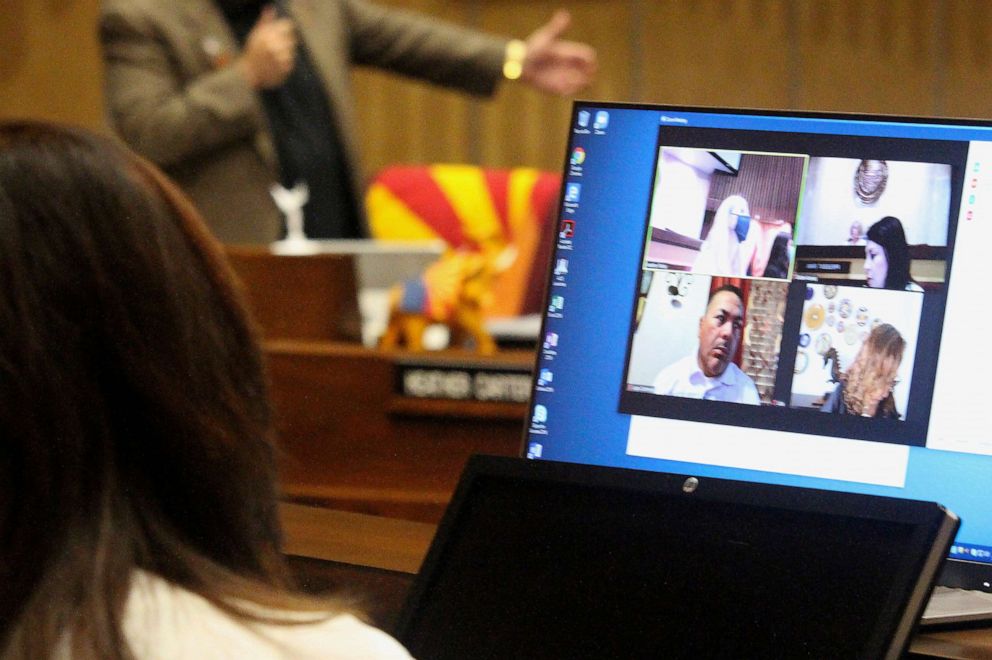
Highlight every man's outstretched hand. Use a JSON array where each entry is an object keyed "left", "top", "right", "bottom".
[{"left": 520, "top": 10, "right": 597, "bottom": 96}]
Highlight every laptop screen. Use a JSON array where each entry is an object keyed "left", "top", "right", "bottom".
[
  {"left": 525, "top": 103, "right": 992, "bottom": 589},
  {"left": 397, "top": 456, "right": 955, "bottom": 658}
]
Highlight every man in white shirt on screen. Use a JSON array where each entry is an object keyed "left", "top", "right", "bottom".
[{"left": 652, "top": 284, "right": 760, "bottom": 405}]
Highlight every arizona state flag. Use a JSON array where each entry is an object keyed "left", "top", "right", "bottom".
[{"left": 366, "top": 164, "right": 560, "bottom": 317}]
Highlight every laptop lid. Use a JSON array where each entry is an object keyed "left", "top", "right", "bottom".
[{"left": 396, "top": 455, "right": 957, "bottom": 659}]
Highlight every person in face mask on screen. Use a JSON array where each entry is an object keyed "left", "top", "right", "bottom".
[{"left": 692, "top": 194, "right": 758, "bottom": 277}]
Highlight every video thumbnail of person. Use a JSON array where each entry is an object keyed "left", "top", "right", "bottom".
[
  {"left": 793, "top": 157, "right": 952, "bottom": 290},
  {"left": 789, "top": 282, "right": 923, "bottom": 420},
  {"left": 624, "top": 273, "right": 788, "bottom": 406},
  {"left": 642, "top": 147, "right": 807, "bottom": 280}
]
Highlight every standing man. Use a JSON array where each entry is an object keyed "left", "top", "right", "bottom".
[
  {"left": 653, "top": 284, "right": 761, "bottom": 405},
  {"left": 100, "top": 0, "right": 597, "bottom": 244}
]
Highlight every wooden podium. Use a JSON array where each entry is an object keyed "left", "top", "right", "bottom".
[
  {"left": 226, "top": 246, "right": 362, "bottom": 342},
  {"left": 227, "top": 246, "right": 532, "bottom": 522},
  {"left": 267, "top": 340, "right": 531, "bottom": 522}
]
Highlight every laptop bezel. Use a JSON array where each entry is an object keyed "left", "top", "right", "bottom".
[{"left": 397, "top": 454, "right": 957, "bottom": 658}]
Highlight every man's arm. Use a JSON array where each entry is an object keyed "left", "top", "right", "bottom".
[
  {"left": 742, "top": 379, "right": 762, "bottom": 405},
  {"left": 100, "top": 4, "right": 266, "bottom": 168},
  {"left": 340, "top": 0, "right": 595, "bottom": 97},
  {"left": 731, "top": 363, "right": 762, "bottom": 405},
  {"left": 341, "top": 0, "right": 507, "bottom": 96},
  {"left": 652, "top": 359, "right": 684, "bottom": 396}
]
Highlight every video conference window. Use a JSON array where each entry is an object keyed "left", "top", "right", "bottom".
[
  {"left": 626, "top": 274, "right": 787, "bottom": 406},
  {"left": 619, "top": 128, "right": 964, "bottom": 449},
  {"left": 795, "top": 157, "right": 951, "bottom": 291},
  {"left": 643, "top": 147, "right": 806, "bottom": 280},
  {"left": 791, "top": 283, "right": 922, "bottom": 419}
]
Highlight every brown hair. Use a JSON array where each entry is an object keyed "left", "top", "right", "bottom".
[
  {"left": 842, "top": 323, "right": 906, "bottom": 417},
  {"left": 0, "top": 122, "right": 330, "bottom": 658}
]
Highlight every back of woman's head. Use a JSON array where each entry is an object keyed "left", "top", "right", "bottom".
[
  {"left": 768, "top": 232, "right": 790, "bottom": 261},
  {"left": 0, "top": 122, "right": 284, "bottom": 656},
  {"left": 761, "top": 232, "right": 791, "bottom": 278},
  {"left": 771, "top": 232, "right": 790, "bottom": 252},
  {"left": 843, "top": 322, "right": 906, "bottom": 415},
  {"left": 867, "top": 216, "right": 912, "bottom": 288},
  {"left": 859, "top": 323, "right": 906, "bottom": 374}
]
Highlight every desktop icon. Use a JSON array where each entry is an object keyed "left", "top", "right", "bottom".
[
  {"left": 543, "top": 331, "right": 559, "bottom": 349},
  {"left": 532, "top": 404, "right": 548, "bottom": 424},
  {"left": 559, "top": 219, "right": 576, "bottom": 239},
  {"left": 565, "top": 183, "right": 581, "bottom": 203},
  {"left": 577, "top": 110, "right": 591, "bottom": 128},
  {"left": 570, "top": 147, "right": 586, "bottom": 165},
  {"left": 549, "top": 295, "right": 565, "bottom": 313},
  {"left": 526, "top": 442, "right": 543, "bottom": 459},
  {"left": 554, "top": 258, "right": 569, "bottom": 275},
  {"left": 593, "top": 111, "right": 610, "bottom": 130},
  {"left": 538, "top": 369, "right": 554, "bottom": 387}
]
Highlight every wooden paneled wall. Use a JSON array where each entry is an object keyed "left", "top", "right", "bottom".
[
  {"left": 352, "top": 0, "right": 992, "bottom": 178},
  {"left": 0, "top": 0, "right": 105, "bottom": 130},
  {"left": 3, "top": 1, "right": 992, "bottom": 178}
]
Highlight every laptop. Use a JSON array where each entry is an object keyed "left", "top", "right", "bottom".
[
  {"left": 511, "top": 103, "right": 992, "bottom": 628},
  {"left": 397, "top": 454, "right": 957, "bottom": 659}
]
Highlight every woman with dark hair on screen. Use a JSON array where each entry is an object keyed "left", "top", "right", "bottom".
[
  {"left": 821, "top": 323, "right": 906, "bottom": 419},
  {"left": 761, "top": 231, "right": 792, "bottom": 279},
  {"left": 0, "top": 123, "right": 410, "bottom": 659},
  {"left": 864, "top": 216, "right": 923, "bottom": 291}
]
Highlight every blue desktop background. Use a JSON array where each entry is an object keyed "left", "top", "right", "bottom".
[{"left": 528, "top": 104, "right": 992, "bottom": 564}]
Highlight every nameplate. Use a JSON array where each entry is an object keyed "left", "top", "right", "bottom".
[
  {"left": 395, "top": 360, "right": 533, "bottom": 404},
  {"left": 796, "top": 259, "right": 851, "bottom": 275}
]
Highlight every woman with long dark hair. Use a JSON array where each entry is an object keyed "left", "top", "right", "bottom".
[
  {"left": 761, "top": 231, "right": 792, "bottom": 279},
  {"left": 0, "top": 122, "right": 410, "bottom": 658},
  {"left": 864, "top": 216, "right": 923, "bottom": 291}
]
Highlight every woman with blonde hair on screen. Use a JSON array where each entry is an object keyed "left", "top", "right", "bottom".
[
  {"left": 0, "top": 122, "right": 411, "bottom": 659},
  {"left": 821, "top": 323, "right": 906, "bottom": 419},
  {"left": 693, "top": 194, "right": 757, "bottom": 277}
]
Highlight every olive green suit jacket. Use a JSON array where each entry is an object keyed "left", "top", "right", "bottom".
[{"left": 101, "top": 0, "right": 507, "bottom": 243}]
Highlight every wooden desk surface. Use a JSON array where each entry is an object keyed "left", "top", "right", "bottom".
[
  {"left": 280, "top": 503, "right": 992, "bottom": 659},
  {"left": 280, "top": 502, "right": 435, "bottom": 574},
  {"left": 910, "top": 629, "right": 992, "bottom": 660}
]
